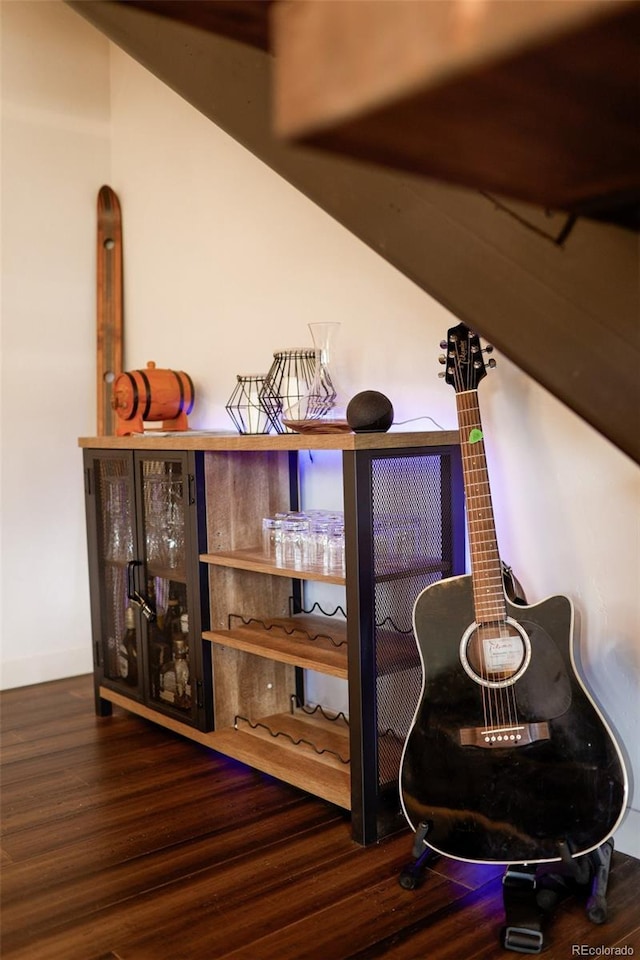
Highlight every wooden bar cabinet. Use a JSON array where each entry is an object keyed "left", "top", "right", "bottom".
[{"left": 81, "top": 431, "right": 464, "bottom": 844}]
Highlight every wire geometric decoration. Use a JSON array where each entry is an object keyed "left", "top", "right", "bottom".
[
  {"left": 225, "top": 375, "right": 273, "bottom": 434},
  {"left": 258, "top": 349, "right": 317, "bottom": 434}
]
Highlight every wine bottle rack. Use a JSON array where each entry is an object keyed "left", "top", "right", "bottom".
[
  {"left": 204, "top": 613, "right": 348, "bottom": 677},
  {"left": 235, "top": 704, "right": 350, "bottom": 765}
]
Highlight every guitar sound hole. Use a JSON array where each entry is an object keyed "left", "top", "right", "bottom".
[{"left": 460, "top": 619, "right": 531, "bottom": 688}]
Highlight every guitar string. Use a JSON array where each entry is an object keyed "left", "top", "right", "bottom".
[
  {"left": 453, "top": 341, "right": 491, "bottom": 732},
  {"left": 463, "top": 387, "right": 511, "bottom": 734},
  {"left": 454, "top": 337, "right": 521, "bottom": 738},
  {"left": 462, "top": 385, "right": 501, "bottom": 732},
  {"left": 462, "top": 388, "right": 517, "bottom": 735},
  {"left": 464, "top": 387, "right": 520, "bottom": 735},
  {"left": 472, "top": 377, "right": 522, "bottom": 735}
]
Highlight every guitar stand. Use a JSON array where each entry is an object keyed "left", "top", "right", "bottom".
[
  {"left": 501, "top": 838, "right": 615, "bottom": 954},
  {"left": 398, "top": 829, "right": 614, "bottom": 954},
  {"left": 398, "top": 822, "right": 438, "bottom": 889}
]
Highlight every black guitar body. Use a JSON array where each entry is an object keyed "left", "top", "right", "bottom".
[{"left": 400, "top": 575, "right": 627, "bottom": 864}]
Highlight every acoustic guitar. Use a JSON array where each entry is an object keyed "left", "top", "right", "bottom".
[{"left": 399, "top": 323, "right": 628, "bottom": 864}]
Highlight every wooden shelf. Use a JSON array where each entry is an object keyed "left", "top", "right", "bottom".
[
  {"left": 374, "top": 557, "right": 451, "bottom": 583},
  {"left": 100, "top": 687, "right": 351, "bottom": 809},
  {"left": 377, "top": 731, "right": 407, "bottom": 789},
  {"left": 201, "top": 548, "right": 451, "bottom": 587},
  {"left": 146, "top": 562, "right": 186, "bottom": 583},
  {"left": 235, "top": 708, "right": 350, "bottom": 766},
  {"left": 206, "top": 613, "right": 419, "bottom": 679},
  {"left": 200, "top": 548, "right": 346, "bottom": 585},
  {"left": 211, "top": 709, "right": 351, "bottom": 809},
  {"left": 78, "top": 430, "right": 459, "bottom": 452},
  {"left": 375, "top": 627, "right": 420, "bottom": 677},
  {"left": 204, "top": 613, "right": 348, "bottom": 678}
]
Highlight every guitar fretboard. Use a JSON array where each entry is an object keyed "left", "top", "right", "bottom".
[{"left": 457, "top": 390, "right": 506, "bottom": 625}]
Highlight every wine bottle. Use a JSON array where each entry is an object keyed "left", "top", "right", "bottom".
[{"left": 120, "top": 604, "right": 138, "bottom": 686}]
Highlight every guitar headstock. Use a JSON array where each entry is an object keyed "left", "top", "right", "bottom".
[{"left": 439, "top": 322, "right": 494, "bottom": 393}]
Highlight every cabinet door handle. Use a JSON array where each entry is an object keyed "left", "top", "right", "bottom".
[{"left": 126, "top": 560, "right": 156, "bottom": 622}]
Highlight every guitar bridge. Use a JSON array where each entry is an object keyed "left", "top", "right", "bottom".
[{"left": 459, "top": 721, "right": 550, "bottom": 748}]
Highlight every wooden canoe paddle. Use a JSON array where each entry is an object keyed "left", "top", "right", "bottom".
[{"left": 96, "top": 186, "right": 123, "bottom": 436}]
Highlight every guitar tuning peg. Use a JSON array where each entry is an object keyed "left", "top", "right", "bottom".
[
  {"left": 438, "top": 371, "right": 446, "bottom": 378},
  {"left": 488, "top": 358, "right": 497, "bottom": 368},
  {"left": 484, "top": 344, "right": 494, "bottom": 354},
  {"left": 439, "top": 340, "right": 448, "bottom": 349},
  {"left": 438, "top": 354, "right": 447, "bottom": 364}
]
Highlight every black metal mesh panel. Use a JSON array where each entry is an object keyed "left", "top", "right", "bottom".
[
  {"left": 96, "top": 457, "right": 134, "bottom": 681},
  {"left": 370, "top": 453, "right": 451, "bottom": 787}
]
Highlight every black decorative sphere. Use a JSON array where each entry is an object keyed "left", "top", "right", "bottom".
[{"left": 346, "top": 391, "right": 394, "bottom": 433}]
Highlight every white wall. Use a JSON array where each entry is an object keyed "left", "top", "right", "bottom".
[
  {"left": 1, "top": 0, "right": 110, "bottom": 687},
  {"left": 2, "top": 2, "right": 637, "bottom": 857}
]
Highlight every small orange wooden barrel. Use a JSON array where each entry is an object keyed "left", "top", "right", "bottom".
[{"left": 112, "top": 361, "right": 195, "bottom": 435}]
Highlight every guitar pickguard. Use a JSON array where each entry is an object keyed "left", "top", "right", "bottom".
[{"left": 513, "top": 613, "right": 572, "bottom": 719}]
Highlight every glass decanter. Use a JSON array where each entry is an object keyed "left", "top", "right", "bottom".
[{"left": 282, "top": 322, "right": 350, "bottom": 434}]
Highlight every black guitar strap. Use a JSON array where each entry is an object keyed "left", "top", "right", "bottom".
[
  {"left": 501, "top": 865, "right": 544, "bottom": 954},
  {"left": 501, "top": 840, "right": 614, "bottom": 953},
  {"left": 502, "top": 562, "right": 527, "bottom": 605}
]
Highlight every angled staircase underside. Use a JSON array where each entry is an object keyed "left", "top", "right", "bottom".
[{"left": 68, "top": 0, "right": 640, "bottom": 464}]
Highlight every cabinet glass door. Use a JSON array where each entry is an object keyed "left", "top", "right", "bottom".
[
  {"left": 137, "top": 457, "right": 194, "bottom": 717},
  {"left": 93, "top": 453, "right": 140, "bottom": 692}
]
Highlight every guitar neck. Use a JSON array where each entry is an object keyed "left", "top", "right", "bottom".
[{"left": 456, "top": 390, "right": 506, "bottom": 624}]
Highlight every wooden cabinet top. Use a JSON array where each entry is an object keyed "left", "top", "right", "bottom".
[{"left": 78, "top": 430, "right": 459, "bottom": 452}]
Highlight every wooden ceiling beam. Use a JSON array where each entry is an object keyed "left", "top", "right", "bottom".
[
  {"left": 272, "top": 0, "right": 640, "bottom": 220},
  {"left": 123, "top": 0, "right": 272, "bottom": 51}
]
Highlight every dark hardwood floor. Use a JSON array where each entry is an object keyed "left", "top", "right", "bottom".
[{"left": 1, "top": 675, "right": 638, "bottom": 959}]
